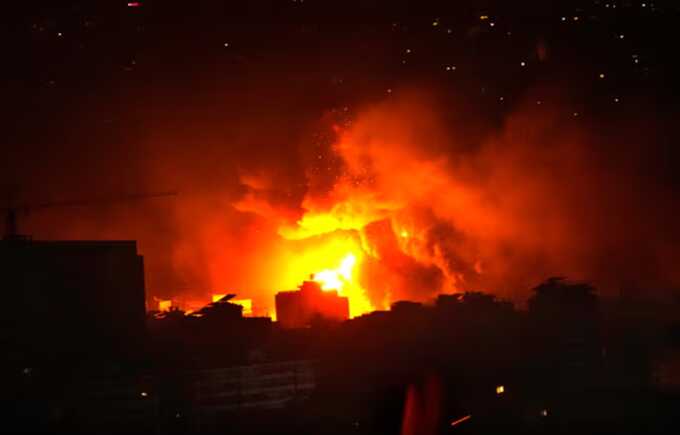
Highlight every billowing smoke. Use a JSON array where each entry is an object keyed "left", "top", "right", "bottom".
[
  {"left": 5, "top": 2, "right": 679, "bottom": 315},
  {"left": 236, "top": 89, "right": 680, "bottom": 306},
  {"left": 8, "top": 84, "right": 680, "bottom": 312}
]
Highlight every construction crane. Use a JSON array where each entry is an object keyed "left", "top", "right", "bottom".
[{"left": 2, "top": 191, "right": 177, "bottom": 240}]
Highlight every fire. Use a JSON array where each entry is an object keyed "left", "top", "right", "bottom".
[
  {"left": 212, "top": 294, "right": 226, "bottom": 303},
  {"left": 232, "top": 299, "right": 253, "bottom": 316},
  {"left": 311, "top": 251, "right": 372, "bottom": 317},
  {"left": 313, "top": 253, "right": 356, "bottom": 291},
  {"left": 211, "top": 295, "right": 253, "bottom": 315},
  {"left": 278, "top": 234, "right": 374, "bottom": 318},
  {"left": 158, "top": 299, "right": 172, "bottom": 312}
]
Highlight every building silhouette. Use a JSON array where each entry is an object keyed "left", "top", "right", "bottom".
[
  {"left": 0, "top": 239, "right": 146, "bottom": 362},
  {"left": 275, "top": 281, "right": 349, "bottom": 328}
]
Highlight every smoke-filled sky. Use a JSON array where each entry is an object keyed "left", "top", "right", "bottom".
[{"left": 2, "top": 1, "right": 680, "bottom": 311}]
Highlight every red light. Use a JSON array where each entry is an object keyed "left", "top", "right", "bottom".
[
  {"left": 127, "top": 2, "right": 141, "bottom": 7},
  {"left": 450, "top": 415, "right": 472, "bottom": 427}
]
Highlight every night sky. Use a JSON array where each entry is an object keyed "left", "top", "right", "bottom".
[{"left": 3, "top": 1, "right": 680, "bottom": 308}]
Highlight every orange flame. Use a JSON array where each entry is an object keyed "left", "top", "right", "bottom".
[
  {"left": 280, "top": 235, "right": 374, "bottom": 318},
  {"left": 313, "top": 253, "right": 356, "bottom": 291}
]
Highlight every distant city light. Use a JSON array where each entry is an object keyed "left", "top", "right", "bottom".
[
  {"left": 140, "top": 391, "right": 148, "bottom": 397},
  {"left": 496, "top": 385, "right": 505, "bottom": 395},
  {"left": 541, "top": 408, "right": 549, "bottom": 417}
]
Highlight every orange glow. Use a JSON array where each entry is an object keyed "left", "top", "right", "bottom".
[
  {"left": 280, "top": 235, "right": 374, "bottom": 317},
  {"left": 158, "top": 299, "right": 172, "bottom": 312},
  {"left": 231, "top": 299, "right": 253, "bottom": 316},
  {"left": 313, "top": 253, "right": 356, "bottom": 291},
  {"left": 211, "top": 295, "right": 253, "bottom": 315},
  {"left": 212, "top": 294, "right": 226, "bottom": 302},
  {"left": 224, "top": 92, "right": 677, "bottom": 319}
]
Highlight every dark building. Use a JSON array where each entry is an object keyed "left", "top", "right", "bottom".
[
  {"left": 275, "top": 281, "right": 349, "bottom": 328},
  {"left": 527, "top": 278, "right": 603, "bottom": 393},
  {"left": 0, "top": 239, "right": 146, "bottom": 362}
]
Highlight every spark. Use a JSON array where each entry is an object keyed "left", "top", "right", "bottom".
[{"left": 450, "top": 415, "right": 472, "bottom": 427}]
